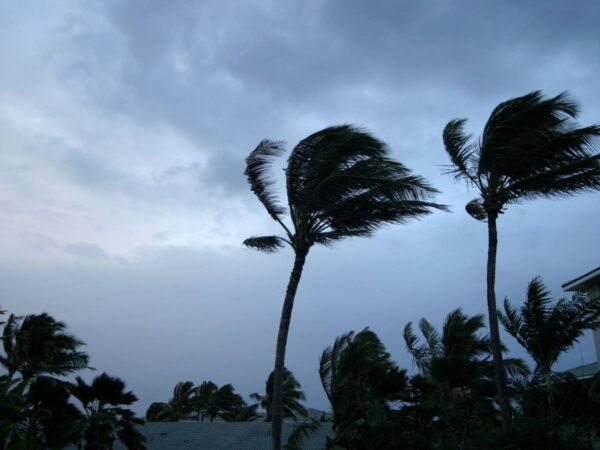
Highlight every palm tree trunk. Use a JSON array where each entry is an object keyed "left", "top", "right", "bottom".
[
  {"left": 486, "top": 214, "right": 510, "bottom": 424},
  {"left": 272, "top": 248, "right": 308, "bottom": 450}
]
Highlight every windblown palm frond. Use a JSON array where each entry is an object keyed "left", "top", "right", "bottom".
[
  {"left": 243, "top": 235, "right": 287, "bottom": 252},
  {"left": 245, "top": 139, "right": 287, "bottom": 221}
]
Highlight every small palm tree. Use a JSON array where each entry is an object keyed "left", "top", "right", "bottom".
[
  {"left": 1, "top": 313, "right": 89, "bottom": 380},
  {"left": 499, "top": 277, "right": 600, "bottom": 411},
  {"left": 320, "top": 328, "right": 408, "bottom": 450},
  {"left": 250, "top": 368, "right": 307, "bottom": 421},
  {"left": 442, "top": 91, "right": 600, "bottom": 420},
  {"left": 404, "top": 309, "right": 527, "bottom": 426},
  {"left": 70, "top": 373, "right": 146, "bottom": 450},
  {"left": 244, "top": 124, "right": 445, "bottom": 449},
  {"left": 167, "top": 381, "right": 195, "bottom": 421}
]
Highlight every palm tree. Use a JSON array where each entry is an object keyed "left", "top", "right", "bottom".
[
  {"left": 166, "top": 381, "right": 195, "bottom": 421},
  {"left": 404, "top": 309, "right": 528, "bottom": 427},
  {"left": 499, "top": 277, "right": 600, "bottom": 412},
  {"left": 442, "top": 91, "right": 600, "bottom": 420},
  {"left": 250, "top": 368, "right": 307, "bottom": 421},
  {"left": 70, "top": 373, "right": 146, "bottom": 450},
  {"left": 244, "top": 124, "right": 445, "bottom": 449},
  {"left": 1, "top": 313, "right": 89, "bottom": 380},
  {"left": 319, "top": 328, "right": 408, "bottom": 450}
]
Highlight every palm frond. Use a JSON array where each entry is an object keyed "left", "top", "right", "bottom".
[
  {"left": 245, "top": 139, "right": 287, "bottom": 220},
  {"left": 442, "top": 118, "right": 477, "bottom": 182},
  {"left": 285, "top": 418, "right": 320, "bottom": 450},
  {"left": 243, "top": 235, "right": 287, "bottom": 252}
]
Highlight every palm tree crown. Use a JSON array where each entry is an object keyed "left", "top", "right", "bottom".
[
  {"left": 499, "top": 277, "right": 600, "bottom": 378},
  {"left": 250, "top": 368, "right": 307, "bottom": 421},
  {"left": 443, "top": 91, "right": 600, "bottom": 217},
  {"left": 1, "top": 313, "right": 89, "bottom": 380},
  {"left": 245, "top": 124, "right": 445, "bottom": 253}
]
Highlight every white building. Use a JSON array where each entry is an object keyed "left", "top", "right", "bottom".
[{"left": 562, "top": 266, "right": 600, "bottom": 378}]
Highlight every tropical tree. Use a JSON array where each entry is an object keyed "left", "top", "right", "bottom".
[
  {"left": 70, "top": 373, "right": 146, "bottom": 450},
  {"left": 499, "top": 277, "right": 600, "bottom": 411},
  {"left": 404, "top": 309, "right": 527, "bottom": 429},
  {"left": 192, "top": 381, "right": 217, "bottom": 422},
  {"left": 250, "top": 368, "right": 307, "bottom": 421},
  {"left": 442, "top": 91, "right": 600, "bottom": 420},
  {"left": 1, "top": 313, "right": 89, "bottom": 380},
  {"left": 0, "top": 375, "right": 83, "bottom": 449},
  {"left": 320, "top": 328, "right": 409, "bottom": 449},
  {"left": 244, "top": 124, "right": 445, "bottom": 449},
  {"left": 145, "top": 402, "right": 170, "bottom": 422}
]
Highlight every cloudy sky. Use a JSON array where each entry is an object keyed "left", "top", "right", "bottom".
[{"left": 1, "top": 0, "right": 600, "bottom": 414}]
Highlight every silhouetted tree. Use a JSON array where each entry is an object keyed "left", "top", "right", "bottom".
[
  {"left": 244, "top": 125, "right": 445, "bottom": 449},
  {"left": 443, "top": 91, "right": 600, "bottom": 420},
  {"left": 320, "top": 328, "right": 409, "bottom": 449},
  {"left": 499, "top": 277, "right": 600, "bottom": 412},
  {"left": 1, "top": 313, "right": 89, "bottom": 380},
  {"left": 250, "top": 368, "right": 307, "bottom": 421},
  {"left": 70, "top": 373, "right": 146, "bottom": 450}
]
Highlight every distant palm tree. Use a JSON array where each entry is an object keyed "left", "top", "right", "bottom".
[
  {"left": 320, "top": 328, "right": 408, "bottom": 449},
  {"left": 244, "top": 125, "right": 445, "bottom": 449},
  {"left": 442, "top": 91, "right": 600, "bottom": 420},
  {"left": 1, "top": 313, "right": 89, "bottom": 380},
  {"left": 145, "top": 402, "right": 170, "bottom": 422},
  {"left": 192, "top": 381, "right": 217, "bottom": 422},
  {"left": 499, "top": 277, "right": 600, "bottom": 411},
  {"left": 250, "top": 368, "right": 307, "bottom": 421},
  {"left": 167, "top": 381, "right": 195, "bottom": 421},
  {"left": 70, "top": 372, "right": 146, "bottom": 450},
  {"left": 404, "top": 309, "right": 527, "bottom": 425}
]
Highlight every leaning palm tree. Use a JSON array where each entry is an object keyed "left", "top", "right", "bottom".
[
  {"left": 244, "top": 124, "right": 445, "bottom": 449},
  {"left": 1, "top": 312, "right": 90, "bottom": 380},
  {"left": 442, "top": 91, "right": 600, "bottom": 420},
  {"left": 70, "top": 372, "right": 146, "bottom": 450},
  {"left": 250, "top": 368, "right": 307, "bottom": 421},
  {"left": 499, "top": 276, "right": 600, "bottom": 411}
]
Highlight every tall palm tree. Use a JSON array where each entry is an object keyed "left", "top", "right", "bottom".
[
  {"left": 244, "top": 124, "right": 445, "bottom": 449},
  {"left": 166, "top": 381, "right": 195, "bottom": 421},
  {"left": 319, "top": 328, "right": 408, "bottom": 450},
  {"left": 192, "top": 381, "right": 217, "bottom": 422},
  {"left": 499, "top": 277, "right": 600, "bottom": 411},
  {"left": 70, "top": 373, "right": 146, "bottom": 450},
  {"left": 404, "top": 309, "right": 527, "bottom": 426},
  {"left": 250, "top": 368, "right": 307, "bottom": 421},
  {"left": 1, "top": 313, "right": 89, "bottom": 380},
  {"left": 442, "top": 91, "right": 600, "bottom": 420}
]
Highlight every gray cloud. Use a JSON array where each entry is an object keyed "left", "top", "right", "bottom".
[{"left": 1, "top": 0, "right": 600, "bottom": 414}]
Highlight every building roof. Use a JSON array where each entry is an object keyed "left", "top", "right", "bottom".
[
  {"left": 561, "top": 361, "right": 599, "bottom": 380},
  {"left": 89, "top": 421, "right": 332, "bottom": 450},
  {"left": 562, "top": 266, "right": 600, "bottom": 292}
]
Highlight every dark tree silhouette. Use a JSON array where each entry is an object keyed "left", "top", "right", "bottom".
[
  {"left": 1, "top": 313, "right": 89, "bottom": 380},
  {"left": 70, "top": 373, "right": 146, "bottom": 450},
  {"left": 442, "top": 91, "right": 600, "bottom": 421},
  {"left": 404, "top": 309, "right": 527, "bottom": 427},
  {"left": 499, "top": 277, "right": 600, "bottom": 412},
  {"left": 244, "top": 124, "right": 445, "bottom": 449},
  {"left": 250, "top": 368, "right": 307, "bottom": 421},
  {"left": 320, "top": 328, "right": 408, "bottom": 449}
]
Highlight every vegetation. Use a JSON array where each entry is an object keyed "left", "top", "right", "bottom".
[
  {"left": 499, "top": 277, "right": 600, "bottom": 413},
  {"left": 0, "top": 310, "right": 145, "bottom": 450},
  {"left": 250, "top": 368, "right": 308, "bottom": 421},
  {"left": 442, "top": 91, "right": 600, "bottom": 420},
  {"left": 244, "top": 124, "right": 445, "bottom": 449}
]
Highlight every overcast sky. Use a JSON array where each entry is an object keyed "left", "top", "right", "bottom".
[{"left": 1, "top": 0, "right": 600, "bottom": 414}]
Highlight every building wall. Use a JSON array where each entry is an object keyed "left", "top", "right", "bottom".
[{"left": 590, "top": 282, "right": 600, "bottom": 364}]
